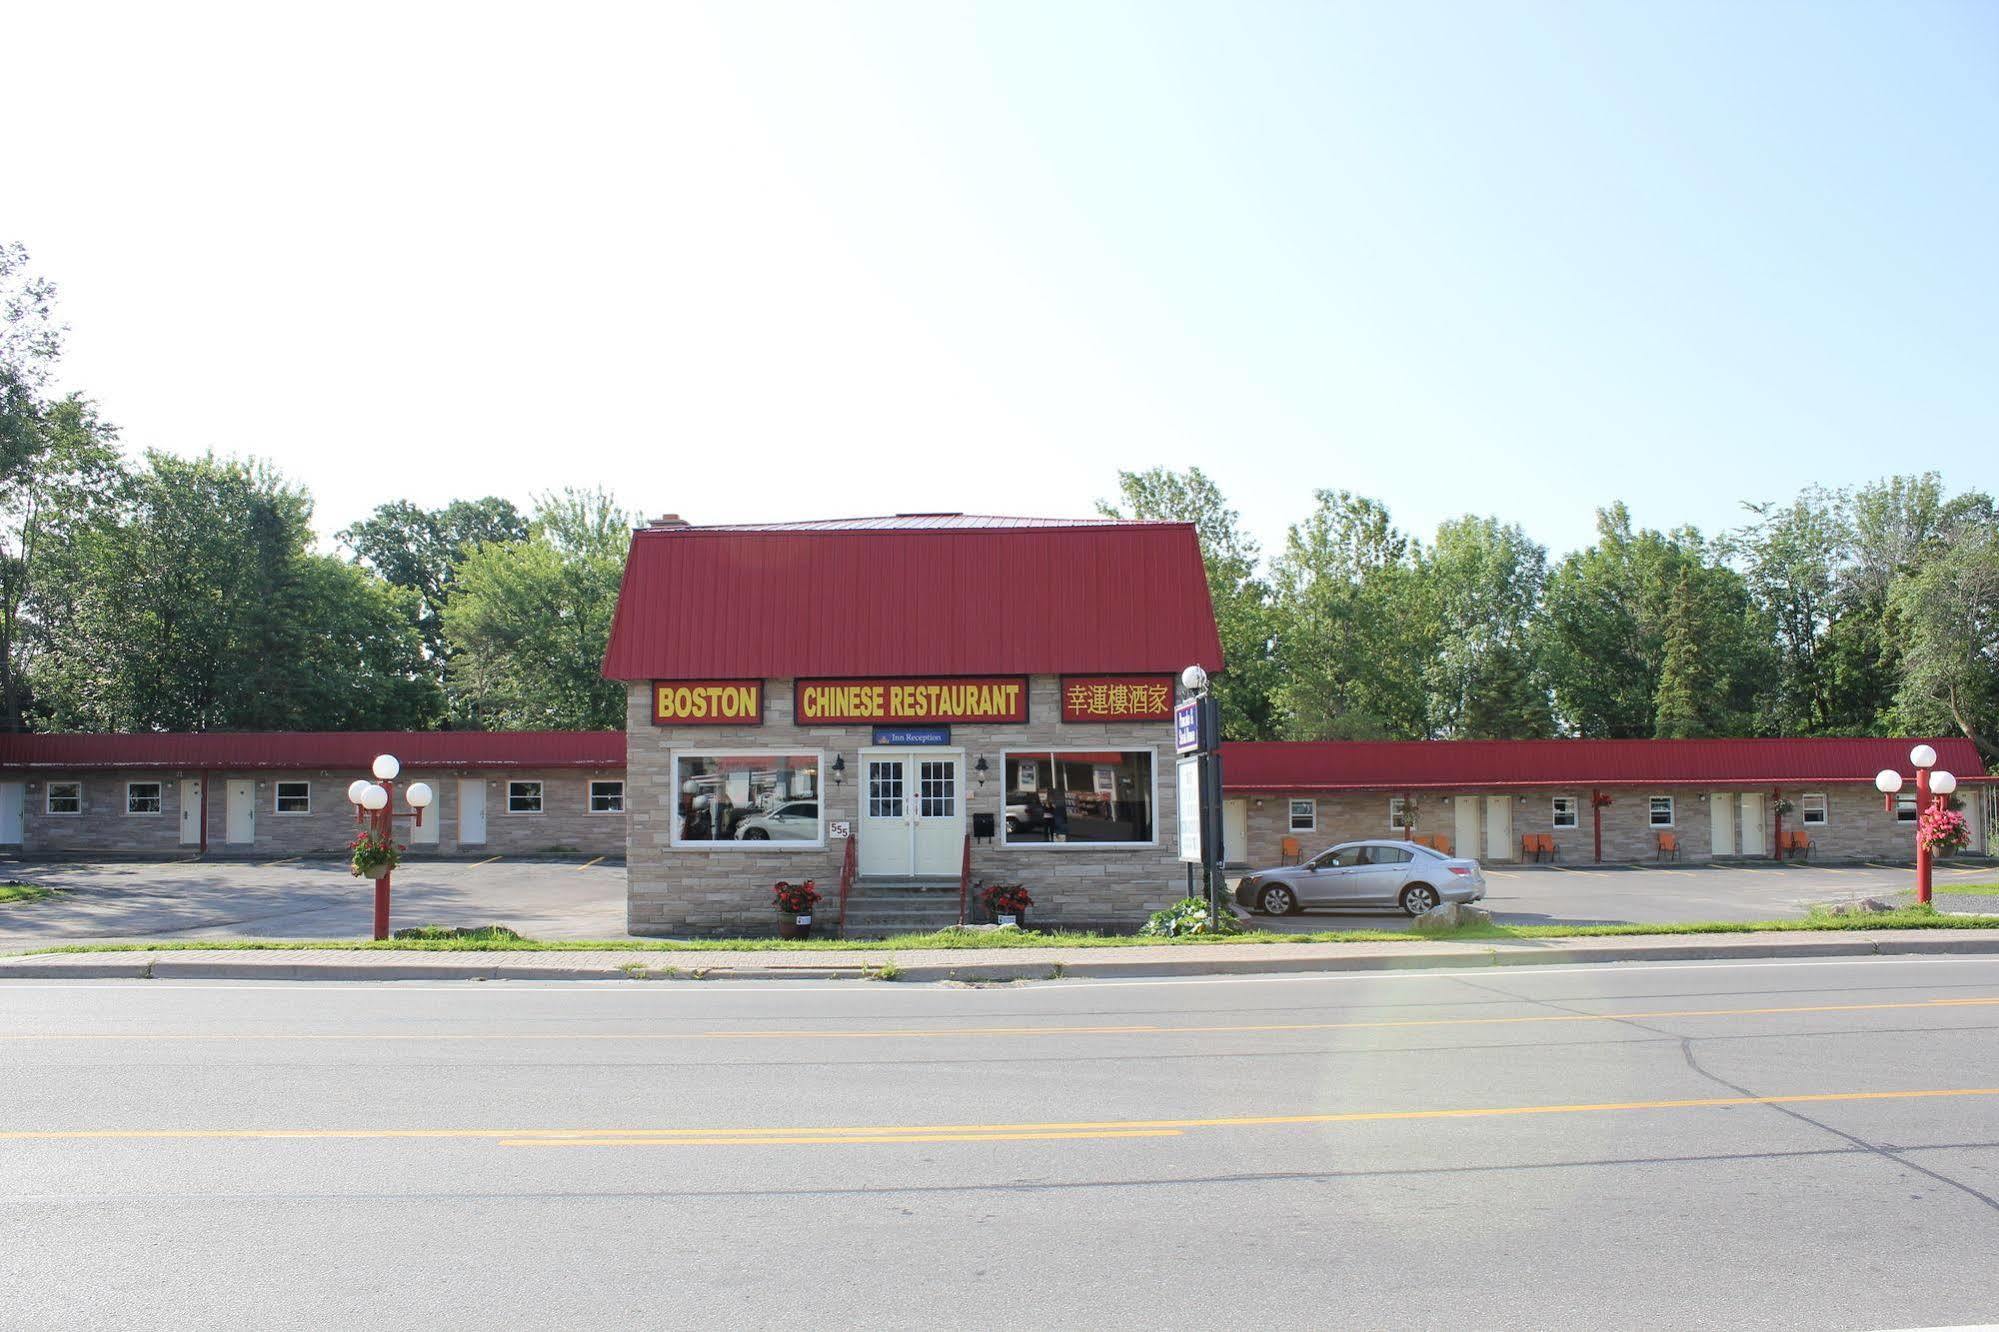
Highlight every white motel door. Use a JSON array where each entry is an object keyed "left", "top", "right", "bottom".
[
  {"left": 0, "top": 781, "right": 22, "bottom": 844},
  {"left": 179, "top": 779, "right": 203, "bottom": 845},
  {"left": 1739, "top": 793, "right": 1767, "bottom": 856},
  {"left": 1454, "top": 798, "right": 1481, "bottom": 862},
  {"left": 224, "top": 780, "right": 255, "bottom": 845},
  {"left": 1484, "top": 795, "right": 1512, "bottom": 861},
  {"left": 457, "top": 779, "right": 486, "bottom": 845},
  {"left": 1709, "top": 792, "right": 1735, "bottom": 857},
  {"left": 1222, "top": 799, "right": 1249, "bottom": 866}
]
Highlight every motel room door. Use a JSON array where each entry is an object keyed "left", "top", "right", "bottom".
[
  {"left": 1484, "top": 795, "right": 1512, "bottom": 862},
  {"left": 1453, "top": 799, "right": 1480, "bottom": 862},
  {"left": 1222, "top": 799, "right": 1250, "bottom": 867},
  {"left": 224, "top": 780, "right": 256, "bottom": 845},
  {"left": 1709, "top": 793, "right": 1735, "bottom": 856},
  {"left": 179, "top": 779, "right": 203, "bottom": 846},
  {"left": 859, "top": 751, "right": 965, "bottom": 877},
  {"left": 1738, "top": 793, "right": 1767, "bottom": 857},
  {"left": 458, "top": 779, "right": 486, "bottom": 846},
  {"left": 0, "top": 781, "right": 21, "bottom": 845}
]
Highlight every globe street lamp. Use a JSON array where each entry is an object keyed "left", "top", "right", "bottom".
[
  {"left": 347, "top": 753, "right": 434, "bottom": 940},
  {"left": 1874, "top": 745, "right": 1954, "bottom": 906}
]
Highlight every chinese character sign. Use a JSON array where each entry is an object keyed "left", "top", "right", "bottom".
[{"left": 1060, "top": 675, "right": 1175, "bottom": 722}]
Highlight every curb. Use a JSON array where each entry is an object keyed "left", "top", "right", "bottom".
[{"left": 5, "top": 933, "right": 1999, "bottom": 982}]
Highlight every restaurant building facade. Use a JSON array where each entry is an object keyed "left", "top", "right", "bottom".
[{"left": 599, "top": 515, "right": 1227, "bottom": 936}]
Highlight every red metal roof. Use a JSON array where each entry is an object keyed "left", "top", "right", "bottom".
[
  {"left": 1221, "top": 737, "right": 1991, "bottom": 791},
  {"left": 0, "top": 731, "right": 626, "bottom": 772},
  {"left": 602, "top": 517, "right": 1226, "bottom": 680},
  {"left": 683, "top": 514, "right": 1133, "bottom": 532}
]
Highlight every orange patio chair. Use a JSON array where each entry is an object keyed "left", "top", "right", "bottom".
[
  {"left": 1788, "top": 830, "right": 1812, "bottom": 861},
  {"left": 1535, "top": 833, "right": 1557, "bottom": 862},
  {"left": 1521, "top": 832, "right": 1540, "bottom": 862},
  {"left": 1433, "top": 834, "right": 1453, "bottom": 857},
  {"left": 1657, "top": 831, "right": 1679, "bottom": 861},
  {"left": 1279, "top": 836, "right": 1302, "bottom": 865}
]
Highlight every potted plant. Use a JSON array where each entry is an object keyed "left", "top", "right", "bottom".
[
  {"left": 979, "top": 882, "right": 1033, "bottom": 928},
  {"left": 1918, "top": 806, "right": 1971, "bottom": 858},
  {"left": 349, "top": 829, "right": 400, "bottom": 881},
  {"left": 773, "top": 879, "right": 820, "bottom": 939}
]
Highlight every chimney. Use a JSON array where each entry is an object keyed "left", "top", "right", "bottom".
[{"left": 647, "top": 513, "right": 690, "bottom": 529}]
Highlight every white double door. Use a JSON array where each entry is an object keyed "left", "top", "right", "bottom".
[{"left": 858, "top": 750, "right": 965, "bottom": 877}]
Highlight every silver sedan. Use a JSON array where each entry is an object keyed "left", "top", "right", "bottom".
[{"left": 1234, "top": 839, "right": 1487, "bottom": 917}]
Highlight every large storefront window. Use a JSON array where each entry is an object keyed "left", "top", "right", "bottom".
[
  {"left": 674, "top": 753, "right": 822, "bottom": 846},
  {"left": 1001, "top": 750, "right": 1154, "bottom": 846}
]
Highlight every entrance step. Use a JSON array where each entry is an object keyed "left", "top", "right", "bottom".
[{"left": 842, "top": 876, "right": 968, "bottom": 936}]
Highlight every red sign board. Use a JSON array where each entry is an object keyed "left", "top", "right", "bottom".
[
  {"left": 652, "top": 680, "right": 763, "bottom": 726},
  {"left": 1061, "top": 675, "right": 1175, "bottom": 722},
  {"left": 794, "top": 677, "right": 1029, "bottom": 724}
]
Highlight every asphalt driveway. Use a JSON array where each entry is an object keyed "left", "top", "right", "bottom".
[{"left": 0, "top": 857, "right": 1991, "bottom": 948}]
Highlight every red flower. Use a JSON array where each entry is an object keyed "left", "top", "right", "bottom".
[{"left": 772, "top": 879, "right": 821, "bottom": 913}]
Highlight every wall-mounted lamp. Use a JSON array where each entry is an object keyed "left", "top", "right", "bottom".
[
  {"left": 831, "top": 755, "right": 846, "bottom": 786},
  {"left": 973, "top": 756, "right": 989, "bottom": 787}
]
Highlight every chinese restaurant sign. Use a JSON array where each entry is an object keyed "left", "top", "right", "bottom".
[
  {"left": 795, "top": 678, "right": 1028, "bottom": 724},
  {"left": 652, "top": 680, "right": 763, "bottom": 726},
  {"left": 1061, "top": 676, "right": 1175, "bottom": 722}
]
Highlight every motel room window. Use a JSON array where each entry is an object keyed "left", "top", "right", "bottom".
[
  {"left": 672, "top": 754, "right": 822, "bottom": 846},
  {"left": 1649, "top": 796, "right": 1674, "bottom": 827},
  {"left": 1552, "top": 796, "right": 1579, "bottom": 829},
  {"left": 589, "top": 780, "right": 625, "bottom": 814},
  {"left": 1388, "top": 796, "right": 1410, "bottom": 831},
  {"left": 1801, "top": 793, "right": 1827, "bottom": 827},
  {"left": 127, "top": 782, "right": 163, "bottom": 815},
  {"left": 274, "top": 781, "right": 311, "bottom": 815},
  {"left": 507, "top": 781, "right": 544, "bottom": 814},
  {"left": 1001, "top": 751, "right": 1154, "bottom": 846},
  {"left": 1897, "top": 794, "right": 1918, "bottom": 823},
  {"left": 47, "top": 782, "right": 82, "bottom": 815},
  {"left": 1288, "top": 799, "right": 1316, "bottom": 833}
]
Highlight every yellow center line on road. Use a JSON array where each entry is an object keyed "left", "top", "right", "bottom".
[
  {"left": 5, "top": 1087, "right": 1996, "bottom": 1149},
  {"left": 6, "top": 995, "right": 1997, "bottom": 1044}
]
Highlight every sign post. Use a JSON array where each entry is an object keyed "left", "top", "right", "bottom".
[{"left": 1176, "top": 670, "right": 1225, "bottom": 920}]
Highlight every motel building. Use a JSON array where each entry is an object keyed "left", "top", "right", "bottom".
[{"left": 0, "top": 513, "right": 1987, "bottom": 936}]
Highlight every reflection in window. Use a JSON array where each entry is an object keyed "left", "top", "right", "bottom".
[
  {"left": 1001, "top": 751, "right": 1153, "bottom": 845},
  {"left": 675, "top": 754, "right": 822, "bottom": 844}
]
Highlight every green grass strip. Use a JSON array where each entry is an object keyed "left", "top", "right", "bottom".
[
  {"left": 15, "top": 907, "right": 1999, "bottom": 955},
  {"left": 0, "top": 884, "right": 54, "bottom": 907}
]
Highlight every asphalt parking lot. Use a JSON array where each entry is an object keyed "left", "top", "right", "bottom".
[{"left": 0, "top": 857, "right": 1991, "bottom": 947}]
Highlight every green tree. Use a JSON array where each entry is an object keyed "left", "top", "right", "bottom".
[
  {"left": 1890, "top": 525, "right": 1999, "bottom": 765},
  {"left": 1268, "top": 490, "right": 1432, "bottom": 739},
  {"left": 339, "top": 496, "right": 529, "bottom": 661},
  {"left": 1097, "top": 467, "right": 1278, "bottom": 739},
  {"left": 442, "top": 488, "right": 633, "bottom": 730},
  {"left": 1418, "top": 516, "right": 1551, "bottom": 738}
]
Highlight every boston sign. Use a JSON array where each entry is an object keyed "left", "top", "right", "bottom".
[
  {"left": 652, "top": 680, "right": 763, "bottom": 725},
  {"left": 795, "top": 677, "right": 1028, "bottom": 724}
]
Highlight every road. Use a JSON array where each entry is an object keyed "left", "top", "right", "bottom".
[
  {"left": 4, "top": 958, "right": 1998, "bottom": 1329},
  {"left": 3, "top": 858, "right": 1992, "bottom": 947}
]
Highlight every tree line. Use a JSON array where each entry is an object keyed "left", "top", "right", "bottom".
[
  {"left": 5, "top": 244, "right": 1995, "bottom": 761},
  {"left": 1100, "top": 467, "right": 1999, "bottom": 765}
]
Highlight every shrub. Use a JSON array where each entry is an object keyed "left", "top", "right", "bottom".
[
  {"left": 390, "top": 925, "right": 523, "bottom": 942},
  {"left": 1140, "top": 896, "right": 1244, "bottom": 938}
]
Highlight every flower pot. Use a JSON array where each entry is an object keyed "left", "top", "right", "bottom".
[{"left": 778, "top": 914, "right": 813, "bottom": 940}]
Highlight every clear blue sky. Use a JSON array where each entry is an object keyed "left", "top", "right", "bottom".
[{"left": 12, "top": 0, "right": 1996, "bottom": 560}]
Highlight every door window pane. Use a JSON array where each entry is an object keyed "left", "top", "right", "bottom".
[
  {"left": 868, "top": 761, "right": 905, "bottom": 819},
  {"left": 674, "top": 754, "right": 823, "bottom": 844},
  {"left": 918, "top": 761, "right": 955, "bottom": 818}
]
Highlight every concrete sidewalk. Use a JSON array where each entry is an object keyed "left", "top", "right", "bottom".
[{"left": 5, "top": 928, "right": 1999, "bottom": 983}]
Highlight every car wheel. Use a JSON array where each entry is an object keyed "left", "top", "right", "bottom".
[
  {"left": 1400, "top": 883, "right": 1439, "bottom": 916},
  {"left": 1005, "top": 817, "right": 1021, "bottom": 833},
  {"left": 741, "top": 828, "right": 770, "bottom": 840},
  {"left": 1259, "top": 884, "right": 1299, "bottom": 916}
]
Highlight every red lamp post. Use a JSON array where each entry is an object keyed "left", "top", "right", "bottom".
[
  {"left": 346, "top": 754, "right": 434, "bottom": 942},
  {"left": 1874, "top": 744, "right": 1955, "bottom": 907}
]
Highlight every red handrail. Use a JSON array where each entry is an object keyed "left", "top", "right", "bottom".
[
  {"left": 837, "top": 834, "right": 857, "bottom": 938},
  {"left": 957, "top": 830, "right": 972, "bottom": 926}
]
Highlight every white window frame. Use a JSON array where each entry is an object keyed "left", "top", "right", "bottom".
[
  {"left": 1552, "top": 796, "right": 1579, "bottom": 829},
  {"left": 507, "top": 780, "right": 544, "bottom": 815},
  {"left": 1388, "top": 796, "right": 1410, "bottom": 832},
  {"left": 998, "top": 747, "right": 1159, "bottom": 850},
  {"left": 46, "top": 781, "right": 82, "bottom": 816},
  {"left": 588, "top": 780, "right": 625, "bottom": 814},
  {"left": 126, "top": 781, "right": 163, "bottom": 816},
  {"left": 273, "top": 780, "right": 311, "bottom": 815},
  {"left": 1800, "top": 792, "right": 1827, "bottom": 827},
  {"left": 1649, "top": 796, "right": 1675, "bottom": 828},
  {"left": 1288, "top": 798, "right": 1316, "bottom": 833},
  {"left": 1896, "top": 793, "right": 1918, "bottom": 823},
  {"left": 670, "top": 749, "right": 827, "bottom": 850}
]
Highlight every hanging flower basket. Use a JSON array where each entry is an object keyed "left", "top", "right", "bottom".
[
  {"left": 349, "top": 829, "right": 401, "bottom": 880},
  {"left": 1918, "top": 806, "right": 1971, "bottom": 857}
]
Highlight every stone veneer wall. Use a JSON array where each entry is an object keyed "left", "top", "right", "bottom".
[
  {"left": 16, "top": 769, "right": 628, "bottom": 859},
  {"left": 626, "top": 676, "right": 1188, "bottom": 936},
  {"left": 1231, "top": 783, "right": 1985, "bottom": 868}
]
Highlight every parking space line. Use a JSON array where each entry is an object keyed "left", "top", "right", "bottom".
[
  {"left": 579, "top": 857, "right": 604, "bottom": 870},
  {"left": 259, "top": 857, "right": 300, "bottom": 868},
  {"left": 470, "top": 856, "right": 501, "bottom": 867}
]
